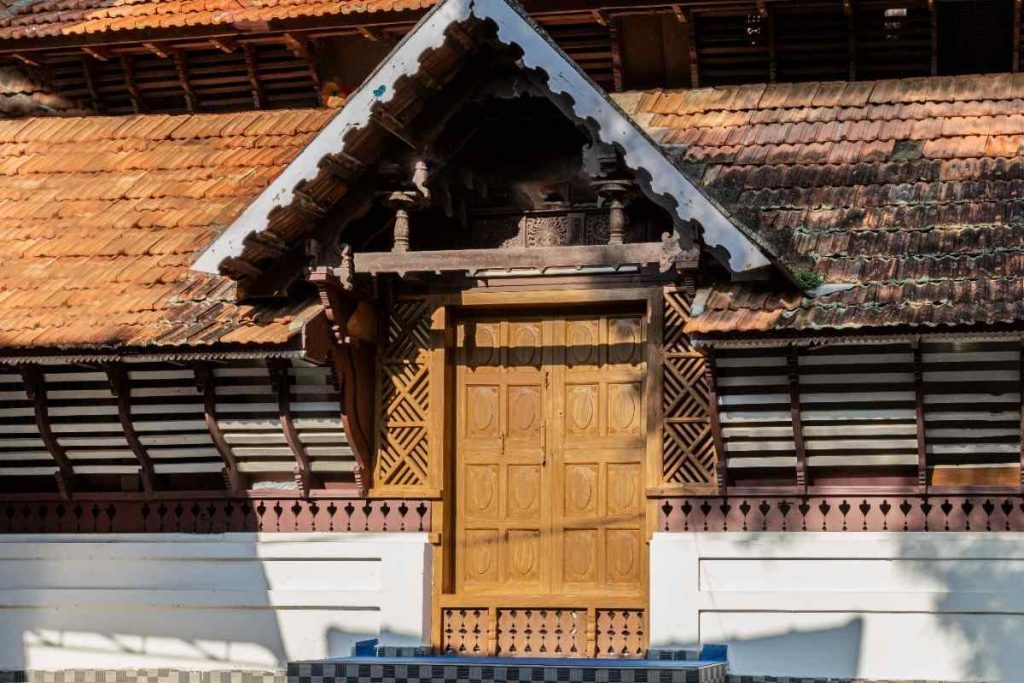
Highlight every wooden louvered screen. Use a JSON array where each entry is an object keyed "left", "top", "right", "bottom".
[
  {"left": 694, "top": 13, "right": 771, "bottom": 86},
  {"left": 922, "top": 341, "right": 1021, "bottom": 488},
  {"left": 715, "top": 348, "right": 796, "bottom": 485},
  {"left": 658, "top": 286, "right": 718, "bottom": 491},
  {"left": 249, "top": 42, "right": 321, "bottom": 109},
  {"left": 289, "top": 362, "right": 354, "bottom": 480},
  {"left": 774, "top": 9, "right": 850, "bottom": 83},
  {"left": 546, "top": 21, "right": 617, "bottom": 90},
  {"left": 854, "top": 4, "right": 932, "bottom": 80},
  {"left": 125, "top": 363, "right": 221, "bottom": 478},
  {"left": 714, "top": 340, "right": 1024, "bottom": 490},
  {"left": 374, "top": 298, "right": 438, "bottom": 494},
  {"left": 187, "top": 47, "right": 254, "bottom": 112},
  {"left": 0, "top": 370, "right": 54, "bottom": 485},
  {"left": 798, "top": 345, "right": 918, "bottom": 480}
]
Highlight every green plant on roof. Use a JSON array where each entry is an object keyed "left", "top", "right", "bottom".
[{"left": 794, "top": 269, "right": 824, "bottom": 290}]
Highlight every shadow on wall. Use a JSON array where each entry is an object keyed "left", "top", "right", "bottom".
[
  {"left": 0, "top": 534, "right": 386, "bottom": 671},
  {"left": 716, "top": 619, "right": 863, "bottom": 679},
  {"left": 899, "top": 534, "right": 1024, "bottom": 682},
  {"left": 693, "top": 532, "right": 1024, "bottom": 682}
]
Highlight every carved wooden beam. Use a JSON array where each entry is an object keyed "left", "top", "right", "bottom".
[
  {"left": 787, "top": 346, "right": 808, "bottom": 492},
  {"left": 20, "top": 366, "right": 74, "bottom": 500},
  {"left": 914, "top": 340, "right": 928, "bottom": 492},
  {"left": 106, "top": 365, "right": 156, "bottom": 494},
  {"left": 269, "top": 360, "right": 314, "bottom": 496},
  {"left": 194, "top": 363, "right": 245, "bottom": 493},
  {"left": 307, "top": 261, "right": 375, "bottom": 494},
  {"left": 354, "top": 238, "right": 699, "bottom": 276},
  {"left": 705, "top": 348, "right": 727, "bottom": 495}
]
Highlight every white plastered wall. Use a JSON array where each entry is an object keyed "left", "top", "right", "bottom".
[
  {"left": 0, "top": 532, "right": 431, "bottom": 670},
  {"left": 650, "top": 532, "right": 1024, "bottom": 682}
]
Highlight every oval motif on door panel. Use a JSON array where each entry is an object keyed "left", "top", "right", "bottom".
[
  {"left": 509, "top": 324, "right": 541, "bottom": 368},
  {"left": 467, "top": 386, "right": 499, "bottom": 436},
  {"left": 606, "top": 530, "right": 640, "bottom": 584},
  {"left": 609, "top": 317, "right": 641, "bottom": 365},
  {"left": 607, "top": 465, "right": 639, "bottom": 515},
  {"left": 567, "top": 322, "right": 597, "bottom": 366},
  {"left": 564, "top": 530, "right": 597, "bottom": 583},
  {"left": 566, "top": 465, "right": 597, "bottom": 515},
  {"left": 567, "top": 385, "right": 597, "bottom": 433},
  {"left": 608, "top": 383, "right": 639, "bottom": 434},
  {"left": 508, "top": 466, "right": 540, "bottom": 516},
  {"left": 468, "top": 538, "right": 496, "bottom": 580},
  {"left": 471, "top": 324, "right": 499, "bottom": 367},
  {"left": 508, "top": 530, "right": 539, "bottom": 580},
  {"left": 467, "top": 466, "right": 498, "bottom": 515},
  {"left": 510, "top": 386, "right": 540, "bottom": 435}
]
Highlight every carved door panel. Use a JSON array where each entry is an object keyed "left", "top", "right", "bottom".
[
  {"left": 455, "top": 312, "right": 646, "bottom": 601},
  {"left": 457, "top": 318, "right": 551, "bottom": 595},
  {"left": 553, "top": 315, "right": 646, "bottom": 596}
]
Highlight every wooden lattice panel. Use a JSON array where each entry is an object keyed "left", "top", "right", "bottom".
[
  {"left": 496, "top": 608, "right": 587, "bottom": 657},
  {"left": 595, "top": 609, "right": 645, "bottom": 658},
  {"left": 441, "top": 607, "right": 490, "bottom": 656},
  {"left": 661, "top": 286, "right": 717, "bottom": 487},
  {"left": 374, "top": 299, "right": 433, "bottom": 490}
]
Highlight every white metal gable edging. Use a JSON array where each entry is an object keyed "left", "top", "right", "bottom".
[{"left": 192, "top": 0, "right": 772, "bottom": 276}]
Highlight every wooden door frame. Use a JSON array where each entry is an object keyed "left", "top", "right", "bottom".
[{"left": 428, "top": 284, "right": 665, "bottom": 654}]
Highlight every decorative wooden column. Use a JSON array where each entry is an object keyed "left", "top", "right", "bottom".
[
  {"left": 384, "top": 160, "right": 430, "bottom": 253},
  {"left": 596, "top": 180, "right": 633, "bottom": 245}
]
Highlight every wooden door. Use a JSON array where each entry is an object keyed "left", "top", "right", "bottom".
[{"left": 455, "top": 312, "right": 647, "bottom": 602}]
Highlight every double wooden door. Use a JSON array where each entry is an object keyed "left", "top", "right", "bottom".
[{"left": 455, "top": 312, "right": 647, "bottom": 602}]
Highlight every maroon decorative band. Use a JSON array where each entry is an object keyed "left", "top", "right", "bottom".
[
  {"left": 0, "top": 498, "right": 431, "bottom": 534},
  {"left": 658, "top": 496, "right": 1024, "bottom": 532}
]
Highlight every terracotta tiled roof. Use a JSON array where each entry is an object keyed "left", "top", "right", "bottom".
[
  {"left": 615, "top": 73, "right": 1024, "bottom": 334},
  {"left": 0, "top": 106, "right": 334, "bottom": 349},
  {"left": 0, "top": 64, "right": 85, "bottom": 117},
  {"left": 0, "top": 0, "right": 434, "bottom": 40}
]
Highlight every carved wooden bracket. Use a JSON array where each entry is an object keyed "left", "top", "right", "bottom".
[
  {"left": 193, "top": 363, "right": 245, "bottom": 493},
  {"left": 308, "top": 261, "right": 377, "bottom": 494},
  {"left": 20, "top": 366, "right": 75, "bottom": 500},
  {"left": 106, "top": 364, "right": 157, "bottom": 494},
  {"left": 269, "top": 360, "right": 315, "bottom": 497}
]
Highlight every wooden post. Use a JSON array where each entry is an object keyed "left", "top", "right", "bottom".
[
  {"left": 609, "top": 17, "right": 624, "bottom": 92},
  {"left": 685, "top": 9, "right": 700, "bottom": 87},
  {"left": 787, "top": 346, "right": 808, "bottom": 492},
  {"left": 120, "top": 54, "right": 142, "bottom": 114},
  {"left": 173, "top": 50, "right": 199, "bottom": 113},
  {"left": 1018, "top": 341, "right": 1024, "bottom": 492},
  {"left": 928, "top": 0, "right": 938, "bottom": 76},
  {"left": 845, "top": 0, "right": 857, "bottom": 81},
  {"left": 765, "top": 8, "right": 777, "bottom": 83},
  {"left": 705, "top": 347, "right": 728, "bottom": 494},
  {"left": 1015, "top": 0, "right": 1022, "bottom": 72},
  {"left": 913, "top": 341, "right": 928, "bottom": 492}
]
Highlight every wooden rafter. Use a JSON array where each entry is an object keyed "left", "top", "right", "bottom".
[
  {"left": 269, "top": 360, "right": 314, "bottom": 496},
  {"left": 243, "top": 44, "right": 264, "bottom": 110},
  {"left": 194, "top": 363, "right": 245, "bottom": 493},
  {"left": 106, "top": 365, "right": 156, "bottom": 494},
  {"left": 120, "top": 53, "right": 142, "bottom": 113},
  {"left": 20, "top": 366, "right": 74, "bottom": 500}
]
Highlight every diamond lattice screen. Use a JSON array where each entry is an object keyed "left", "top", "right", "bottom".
[
  {"left": 374, "top": 299, "right": 433, "bottom": 490},
  {"left": 661, "top": 286, "right": 717, "bottom": 487}
]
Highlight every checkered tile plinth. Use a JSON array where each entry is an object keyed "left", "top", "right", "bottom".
[{"left": 288, "top": 658, "right": 728, "bottom": 683}]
